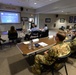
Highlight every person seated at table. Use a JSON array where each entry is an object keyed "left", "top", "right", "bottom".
[
  {"left": 26, "top": 23, "right": 35, "bottom": 32},
  {"left": 30, "top": 23, "right": 35, "bottom": 29},
  {"left": 57, "top": 30, "right": 68, "bottom": 42},
  {"left": 68, "top": 30, "right": 76, "bottom": 50},
  {"left": 40, "top": 24, "right": 48, "bottom": 32},
  {"left": 31, "top": 31, "right": 71, "bottom": 74},
  {"left": 25, "top": 23, "right": 41, "bottom": 40},
  {"left": 67, "top": 28, "right": 73, "bottom": 36},
  {"left": 59, "top": 26, "right": 65, "bottom": 31},
  {"left": 8, "top": 26, "right": 18, "bottom": 42},
  {"left": 40, "top": 24, "right": 49, "bottom": 37},
  {"left": 64, "top": 29, "right": 76, "bottom": 42},
  {"left": 31, "top": 25, "right": 39, "bottom": 32},
  {"left": 24, "top": 23, "right": 34, "bottom": 40},
  {"left": 59, "top": 28, "right": 73, "bottom": 42},
  {"left": 71, "top": 30, "right": 76, "bottom": 40},
  {"left": 27, "top": 23, "right": 38, "bottom": 32},
  {"left": 31, "top": 25, "right": 40, "bottom": 37},
  {"left": 63, "top": 30, "right": 76, "bottom": 59},
  {"left": 73, "top": 24, "right": 76, "bottom": 30}
]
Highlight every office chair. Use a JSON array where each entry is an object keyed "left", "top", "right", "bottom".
[
  {"left": 41, "top": 52, "right": 71, "bottom": 75},
  {"left": 0, "top": 40, "right": 9, "bottom": 50},
  {"left": 0, "top": 41, "right": 2, "bottom": 49},
  {"left": 8, "top": 32, "right": 18, "bottom": 46},
  {"left": 41, "top": 29, "right": 49, "bottom": 38},
  {"left": 30, "top": 31, "right": 39, "bottom": 40},
  {"left": 31, "top": 31, "right": 39, "bottom": 36},
  {"left": 70, "top": 45, "right": 76, "bottom": 58},
  {"left": 0, "top": 40, "right": 6, "bottom": 50}
]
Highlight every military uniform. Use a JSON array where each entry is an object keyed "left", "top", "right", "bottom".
[
  {"left": 69, "top": 37, "right": 76, "bottom": 53},
  {"left": 71, "top": 38, "right": 76, "bottom": 46},
  {"left": 32, "top": 42, "right": 71, "bottom": 74},
  {"left": 65, "top": 35, "right": 76, "bottom": 47}
]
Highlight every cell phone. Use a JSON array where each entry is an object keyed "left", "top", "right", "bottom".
[{"left": 35, "top": 43, "right": 40, "bottom": 47}]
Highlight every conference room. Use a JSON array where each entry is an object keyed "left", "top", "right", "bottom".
[{"left": 0, "top": 0, "right": 76, "bottom": 75}]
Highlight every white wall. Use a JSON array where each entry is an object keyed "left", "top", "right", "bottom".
[
  {"left": 38, "top": 14, "right": 76, "bottom": 30},
  {"left": 0, "top": 3, "right": 35, "bottom": 31},
  {"left": 0, "top": 3, "right": 76, "bottom": 31}
]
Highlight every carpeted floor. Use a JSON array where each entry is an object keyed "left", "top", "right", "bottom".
[{"left": 0, "top": 30, "right": 76, "bottom": 75}]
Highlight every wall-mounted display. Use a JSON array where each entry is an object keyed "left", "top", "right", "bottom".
[
  {"left": 69, "top": 16, "right": 73, "bottom": 23},
  {"left": 60, "top": 18, "right": 65, "bottom": 23},
  {"left": 0, "top": 11, "right": 21, "bottom": 24},
  {"left": 45, "top": 18, "right": 51, "bottom": 23}
]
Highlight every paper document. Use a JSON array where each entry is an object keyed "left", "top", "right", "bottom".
[
  {"left": 32, "top": 38, "right": 39, "bottom": 43},
  {"left": 38, "top": 42, "right": 48, "bottom": 47},
  {"left": 48, "top": 35, "right": 53, "bottom": 39},
  {"left": 23, "top": 41, "right": 30, "bottom": 44}
]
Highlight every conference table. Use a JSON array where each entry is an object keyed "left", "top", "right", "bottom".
[{"left": 16, "top": 37, "right": 56, "bottom": 56}]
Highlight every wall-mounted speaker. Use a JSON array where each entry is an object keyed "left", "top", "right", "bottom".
[
  {"left": 26, "top": 9, "right": 28, "bottom": 11},
  {"left": 54, "top": 23, "right": 56, "bottom": 27},
  {"left": 20, "top": 7, "right": 23, "bottom": 11},
  {"left": 56, "top": 14, "right": 58, "bottom": 18}
]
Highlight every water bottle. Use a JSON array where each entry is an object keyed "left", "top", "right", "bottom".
[
  {"left": 28, "top": 40, "right": 32, "bottom": 49},
  {"left": 28, "top": 40, "right": 35, "bottom": 50},
  {"left": 33, "top": 43, "right": 35, "bottom": 49}
]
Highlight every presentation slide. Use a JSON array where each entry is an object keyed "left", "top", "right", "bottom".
[{"left": 0, "top": 11, "right": 21, "bottom": 23}]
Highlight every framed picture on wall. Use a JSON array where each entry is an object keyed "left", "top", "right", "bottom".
[
  {"left": 60, "top": 18, "right": 65, "bottom": 23},
  {"left": 45, "top": 18, "right": 51, "bottom": 23},
  {"left": 74, "top": 16, "right": 76, "bottom": 23},
  {"left": 21, "top": 17, "right": 28, "bottom": 21},
  {"left": 69, "top": 16, "right": 73, "bottom": 23}
]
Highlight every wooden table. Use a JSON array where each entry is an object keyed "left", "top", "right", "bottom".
[{"left": 16, "top": 37, "right": 56, "bottom": 55}]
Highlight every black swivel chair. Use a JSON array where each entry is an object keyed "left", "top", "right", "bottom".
[
  {"left": 0, "top": 41, "right": 2, "bottom": 49},
  {"left": 31, "top": 31, "right": 39, "bottom": 36},
  {"left": 24, "top": 31, "right": 40, "bottom": 41},
  {"left": 30, "top": 31, "right": 40, "bottom": 39},
  {"left": 8, "top": 31, "right": 18, "bottom": 45},
  {"left": 41, "top": 52, "right": 71, "bottom": 75},
  {"left": 41, "top": 29, "right": 49, "bottom": 38},
  {"left": 70, "top": 45, "right": 76, "bottom": 58}
]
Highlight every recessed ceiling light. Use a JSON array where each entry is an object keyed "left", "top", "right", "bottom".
[
  {"left": 34, "top": 3, "right": 37, "bottom": 4},
  {"left": 61, "top": 11, "right": 63, "bottom": 12}
]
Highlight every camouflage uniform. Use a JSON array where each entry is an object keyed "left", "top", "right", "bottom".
[
  {"left": 32, "top": 42, "right": 71, "bottom": 74},
  {"left": 65, "top": 36, "right": 76, "bottom": 49},
  {"left": 69, "top": 37, "right": 76, "bottom": 53},
  {"left": 71, "top": 38, "right": 76, "bottom": 46}
]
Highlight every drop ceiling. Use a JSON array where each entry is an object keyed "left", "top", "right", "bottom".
[{"left": 0, "top": 0, "right": 76, "bottom": 14}]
